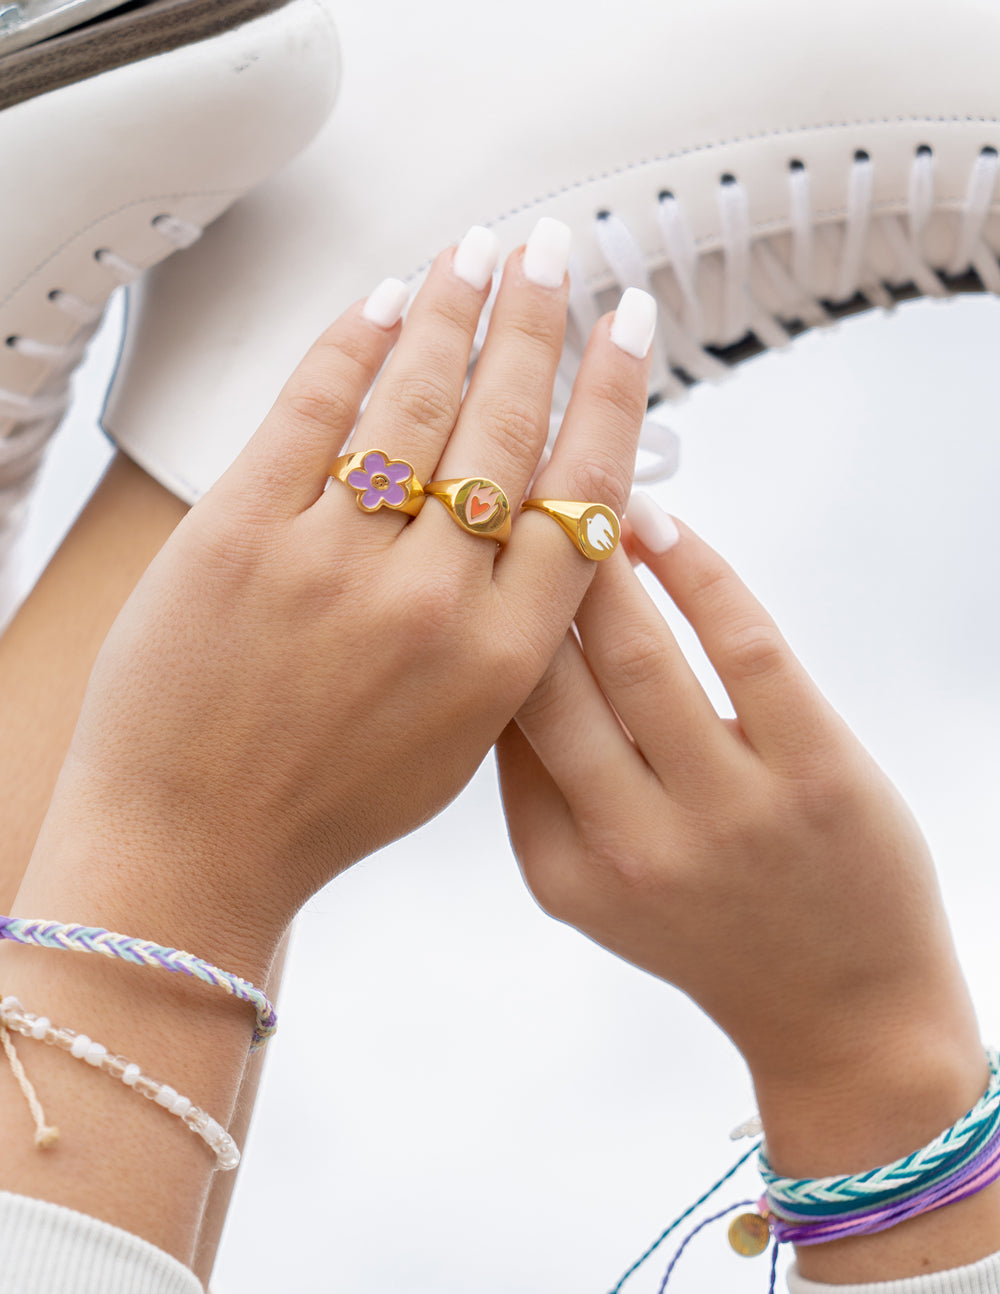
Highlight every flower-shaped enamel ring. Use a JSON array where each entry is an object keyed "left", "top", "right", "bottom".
[
  {"left": 521, "top": 499, "right": 621, "bottom": 560},
  {"left": 330, "top": 449, "right": 425, "bottom": 515},
  {"left": 424, "top": 477, "right": 512, "bottom": 543}
]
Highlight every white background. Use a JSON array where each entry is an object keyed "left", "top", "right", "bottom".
[{"left": 6, "top": 284, "right": 1000, "bottom": 1293}]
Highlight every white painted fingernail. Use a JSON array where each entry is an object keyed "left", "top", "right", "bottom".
[
  {"left": 522, "top": 217, "right": 572, "bottom": 288},
  {"left": 626, "top": 491, "right": 679, "bottom": 554},
  {"left": 362, "top": 278, "right": 409, "bottom": 329},
  {"left": 610, "top": 287, "right": 657, "bottom": 359},
  {"left": 453, "top": 225, "right": 500, "bottom": 290}
]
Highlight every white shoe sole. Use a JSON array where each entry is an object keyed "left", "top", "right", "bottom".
[{"left": 0, "top": 0, "right": 302, "bottom": 109}]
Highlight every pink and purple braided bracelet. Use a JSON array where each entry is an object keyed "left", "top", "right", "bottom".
[{"left": 0, "top": 916, "right": 276, "bottom": 1050}]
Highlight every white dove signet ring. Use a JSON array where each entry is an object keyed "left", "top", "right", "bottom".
[{"left": 520, "top": 499, "right": 621, "bottom": 561}]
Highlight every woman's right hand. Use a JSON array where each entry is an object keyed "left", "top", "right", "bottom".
[{"left": 497, "top": 508, "right": 999, "bottom": 1283}]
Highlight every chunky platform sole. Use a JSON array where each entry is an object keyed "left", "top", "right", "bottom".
[{"left": 0, "top": 0, "right": 297, "bottom": 110}]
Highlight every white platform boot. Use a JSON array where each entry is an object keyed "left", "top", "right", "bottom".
[
  {"left": 0, "top": 0, "right": 339, "bottom": 543},
  {"left": 102, "top": 0, "right": 1000, "bottom": 505}
]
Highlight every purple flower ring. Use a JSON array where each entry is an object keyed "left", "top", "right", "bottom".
[{"left": 329, "top": 448, "right": 426, "bottom": 516}]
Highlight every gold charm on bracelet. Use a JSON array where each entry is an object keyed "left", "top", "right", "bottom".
[
  {"left": 521, "top": 498, "right": 621, "bottom": 560},
  {"left": 728, "top": 1212, "right": 771, "bottom": 1257}
]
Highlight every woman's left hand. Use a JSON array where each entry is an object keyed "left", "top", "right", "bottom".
[{"left": 28, "top": 225, "right": 653, "bottom": 966}]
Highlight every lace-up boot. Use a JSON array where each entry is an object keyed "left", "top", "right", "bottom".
[
  {"left": 106, "top": 0, "right": 1000, "bottom": 500},
  {"left": 0, "top": 0, "right": 339, "bottom": 543}
]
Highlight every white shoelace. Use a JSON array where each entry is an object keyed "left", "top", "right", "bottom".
[
  {"left": 6, "top": 151, "right": 1000, "bottom": 492},
  {"left": 516, "top": 146, "right": 1000, "bottom": 482},
  {"left": 0, "top": 213, "right": 203, "bottom": 481}
]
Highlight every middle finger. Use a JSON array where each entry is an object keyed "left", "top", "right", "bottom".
[{"left": 418, "top": 217, "right": 572, "bottom": 561}]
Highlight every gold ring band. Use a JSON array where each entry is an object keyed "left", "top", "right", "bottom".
[
  {"left": 521, "top": 499, "right": 621, "bottom": 560},
  {"left": 424, "top": 477, "right": 512, "bottom": 543},
  {"left": 330, "top": 449, "right": 425, "bottom": 516}
]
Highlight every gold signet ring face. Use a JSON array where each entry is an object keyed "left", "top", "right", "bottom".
[
  {"left": 521, "top": 499, "right": 621, "bottom": 560},
  {"left": 425, "top": 478, "right": 512, "bottom": 543}
]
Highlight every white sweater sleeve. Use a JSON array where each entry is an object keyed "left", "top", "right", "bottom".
[
  {"left": 0, "top": 1191, "right": 203, "bottom": 1294},
  {"left": 788, "top": 1252, "right": 1000, "bottom": 1294}
]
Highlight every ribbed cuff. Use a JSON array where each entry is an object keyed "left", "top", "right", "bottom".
[
  {"left": 0, "top": 1191, "right": 202, "bottom": 1294},
  {"left": 788, "top": 1250, "right": 1000, "bottom": 1294}
]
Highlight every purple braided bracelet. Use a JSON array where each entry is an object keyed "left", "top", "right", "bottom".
[
  {"left": 0, "top": 917, "right": 277, "bottom": 1050},
  {"left": 768, "top": 1133, "right": 1000, "bottom": 1244}
]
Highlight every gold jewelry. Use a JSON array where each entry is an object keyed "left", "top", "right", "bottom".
[
  {"left": 728, "top": 1213, "right": 771, "bottom": 1258},
  {"left": 521, "top": 499, "right": 621, "bottom": 560},
  {"left": 329, "top": 449, "right": 425, "bottom": 515},
  {"left": 424, "top": 477, "right": 512, "bottom": 543}
]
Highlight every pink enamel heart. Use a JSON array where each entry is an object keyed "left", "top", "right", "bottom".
[{"left": 468, "top": 494, "right": 494, "bottom": 522}]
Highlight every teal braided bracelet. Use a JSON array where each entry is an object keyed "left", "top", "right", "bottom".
[
  {"left": 760, "top": 1047, "right": 1000, "bottom": 1218},
  {"left": 0, "top": 917, "right": 277, "bottom": 1050},
  {"left": 609, "top": 1049, "right": 1000, "bottom": 1288}
]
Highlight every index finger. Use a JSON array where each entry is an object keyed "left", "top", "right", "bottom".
[{"left": 628, "top": 506, "right": 849, "bottom": 770}]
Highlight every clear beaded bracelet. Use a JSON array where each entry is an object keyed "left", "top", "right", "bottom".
[{"left": 0, "top": 994, "right": 241, "bottom": 1170}]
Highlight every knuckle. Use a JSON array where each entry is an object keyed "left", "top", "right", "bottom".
[
  {"left": 722, "top": 621, "right": 788, "bottom": 683},
  {"left": 597, "top": 624, "right": 666, "bottom": 691},
  {"left": 283, "top": 380, "right": 356, "bottom": 436},
  {"left": 515, "top": 652, "right": 574, "bottom": 727},
  {"left": 779, "top": 757, "right": 864, "bottom": 830},
  {"left": 488, "top": 399, "right": 543, "bottom": 462},
  {"left": 405, "top": 566, "right": 467, "bottom": 642},
  {"left": 313, "top": 320, "right": 372, "bottom": 374},
  {"left": 563, "top": 454, "right": 629, "bottom": 513},
  {"left": 429, "top": 287, "right": 481, "bottom": 335},
  {"left": 590, "top": 842, "right": 655, "bottom": 892},
  {"left": 685, "top": 558, "right": 732, "bottom": 615},
  {"left": 588, "top": 370, "right": 647, "bottom": 429},
  {"left": 392, "top": 371, "right": 457, "bottom": 431},
  {"left": 507, "top": 308, "right": 565, "bottom": 354}
]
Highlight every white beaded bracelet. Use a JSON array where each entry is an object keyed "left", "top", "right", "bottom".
[{"left": 0, "top": 995, "right": 240, "bottom": 1170}]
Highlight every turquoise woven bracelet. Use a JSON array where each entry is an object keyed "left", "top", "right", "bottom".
[{"left": 760, "top": 1047, "right": 1000, "bottom": 1219}]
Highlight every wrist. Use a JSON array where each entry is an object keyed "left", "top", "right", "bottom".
[
  {"left": 21, "top": 792, "right": 288, "bottom": 987},
  {"left": 751, "top": 1013, "right": 1000, "bottom": 1284},
  {"left": 754, "top": 1024, "right": 989, "bottom": 1181}
]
